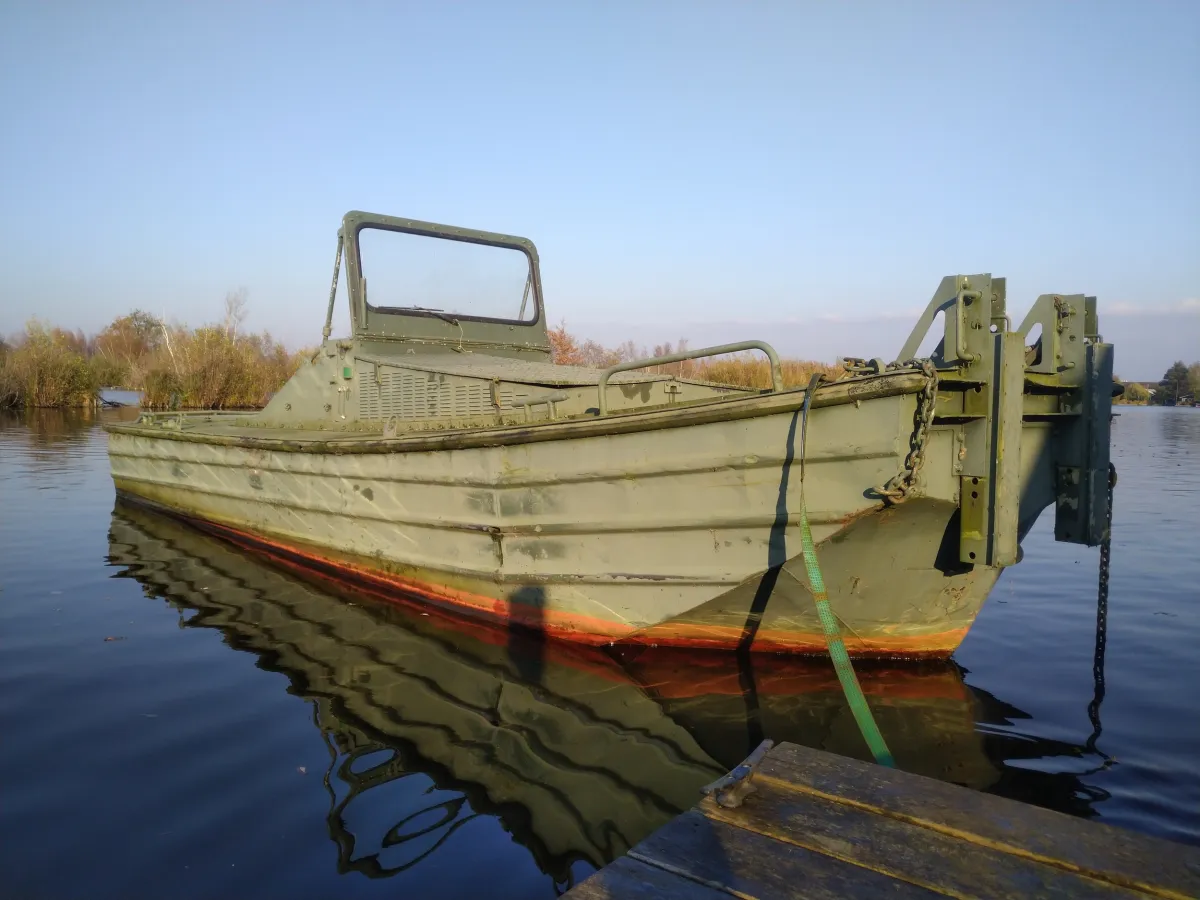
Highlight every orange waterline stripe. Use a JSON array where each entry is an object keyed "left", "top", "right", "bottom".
[{"left": 120, "top": 493, "right": 962, "bottom": 662}]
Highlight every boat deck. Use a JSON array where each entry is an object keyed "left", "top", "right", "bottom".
[
  {"left": 103, "top": 370, "right": 928, "bottom": 452},
  {"left": 563, "top": 741, "right": 1200, "bottom": 899}
]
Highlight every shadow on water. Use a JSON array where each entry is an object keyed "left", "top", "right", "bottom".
[
  {"left": 507, "top": 586, "right": 547, "bottom": 685},
  {"left": 104, "top": 499, "right": 1124, "bottom": 888}
]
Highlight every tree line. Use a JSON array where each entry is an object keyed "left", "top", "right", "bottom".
[
  {"left": 1118, "top": 361, "right": 1200, "bottom": 406},
  {"left": 546, "top": 321, "right": 841, "bottom": 388},
  {"left": 0, "top": 291, "right": 311, "bottom": 410},
  {"left": 0, "top": 308, "right": 836, "bottom": 411},
  {"left": 4, "top": 303, "right": 1192, "bottom": 410}
]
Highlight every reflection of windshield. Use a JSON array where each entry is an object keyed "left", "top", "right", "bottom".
[{"left": 358, "top": 226, "right": 536, "bottom": 323}]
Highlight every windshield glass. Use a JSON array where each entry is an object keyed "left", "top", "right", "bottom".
[{"left": 358, "top": 226, "right": 537, "bottom": 324}]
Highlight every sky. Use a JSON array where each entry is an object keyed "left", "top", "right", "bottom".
[{"left": 1, "top": 1, "right": 1197, "bottom": 378}]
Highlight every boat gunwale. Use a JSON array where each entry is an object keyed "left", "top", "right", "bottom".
[{"left": 103, "top": 370, "right": 925, "bottom": 455}]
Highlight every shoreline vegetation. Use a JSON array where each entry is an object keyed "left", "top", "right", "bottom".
[
  {"left": 0, "top": 293, "right": 308, "bottom": 411},
  {"left": 0, "top": 294, "right": 843, "bottom": 411},
  {"left": 1114, "top": 361, "right": 1200, "bottom": 406},
  {"left": 1, "top": 294, "right": 1194, "bottom": 410},
  {"left": 545, "top": 323, "right": 843, "bottom": 390}
]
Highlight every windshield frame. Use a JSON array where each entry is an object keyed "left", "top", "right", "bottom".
[{"left": 350, "top": 217, "right": 543, "bottom": 330}]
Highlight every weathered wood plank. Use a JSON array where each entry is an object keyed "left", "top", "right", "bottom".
[
  {"left": 627, "top": 809, "right": 945, "bottom": 899},
  {"left": 761, "top": 743, "right": 1200, "bottom": 899},
  {"left": 565, "top": 741, "right": 1200, "bottom": 899},
  {"left": 566, "top": 854, "right": 730, "bottom": 900},
  {"left": 701, "top": 777, "right": 1144, "bottom": 898}
]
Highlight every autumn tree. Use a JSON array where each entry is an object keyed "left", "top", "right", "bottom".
[
  {"left": 1152, "top": 361, "right": 1191, "bottom": 406},
  {"left": 616, "top": 340, "right": 645, "bottom": 363},
  {"left": 94, "top": 311, "right": 163, "bottom": 366},
  {"left": 223, "top": 288, "right": 248, "bottom": 337},
  {"left": 577, "top": 339, "right": 622, "bottom": 367},
  {"left": 548, "top": 320, "right": 583, "bottom": 365}
]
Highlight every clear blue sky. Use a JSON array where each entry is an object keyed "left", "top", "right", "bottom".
[{"left": 2, "top": 1, "right": 1197, "bottom": 376}]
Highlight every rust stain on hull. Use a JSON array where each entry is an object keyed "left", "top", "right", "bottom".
[
  {"left": 613, "top": 622, "right": 969, "bottom": 659},
  {"left": 119, "top": 492, "right": 969, "bottom": 660}
]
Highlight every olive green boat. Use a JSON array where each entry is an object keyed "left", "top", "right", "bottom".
[{"left": 104, "top": 210, "right": 1117, "bottom": 658}]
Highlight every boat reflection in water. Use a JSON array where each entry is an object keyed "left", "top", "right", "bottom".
[{"left": 106, "top": 501, "right": 1108, "bottom": 888}]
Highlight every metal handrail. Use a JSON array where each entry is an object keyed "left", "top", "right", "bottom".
[
  {"left": 513, "top": 390, "right": 570, "bottom": 421},
  {"left": 596, "top": 340, "right": 784, "bottom": 416},
  {"left": 954, "top": 290, "right": 982, "bottom": 363}
]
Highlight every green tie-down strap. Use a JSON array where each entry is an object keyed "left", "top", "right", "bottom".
[{"left": 799, "top": 375, "right": 895, "bottom": 768}]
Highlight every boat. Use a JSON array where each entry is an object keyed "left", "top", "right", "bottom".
[
  {"left": 106, "top": 501, "right": 1016, "bottom": 883},
  {"left": 104, "top": 210, "right": 1117, "bottom": 658}
]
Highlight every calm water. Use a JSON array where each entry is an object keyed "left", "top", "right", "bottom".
[{"left": 1, "top": 406, "right": 1197, "bottom": 899}]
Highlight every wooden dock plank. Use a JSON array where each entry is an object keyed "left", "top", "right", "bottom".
[
  {"left": 563, "top": 742, "right": 1200, "bottom": 900},
  {"left": 631, "top": 809, "right": 944, "bottom": 899},
  {"left": 566, "top": 854, "right": 730, "bottom": 900},
  {"left": 700, "top": 776, "right": 1143, "bottom": 898},
  {"left": 762, "top": 743, "right": 1200, "bottom": 899}
]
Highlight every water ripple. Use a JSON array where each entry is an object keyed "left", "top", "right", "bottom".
[{"left": 2, "top": 406, "right": 1198, "bottom": 900}]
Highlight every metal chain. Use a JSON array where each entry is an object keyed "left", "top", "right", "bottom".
[
  {"left": 1084, "top": 460, "right": 1118, "bottom": 763},
  {"left": 1094, "top": 464, "right": 1117, "bottom": 675},
  {"left": 841, "top": 357, "right": 940, "bottom": 505},
  {"left": 1085, "top": 462, "right": 1117, "bottom": 759}
]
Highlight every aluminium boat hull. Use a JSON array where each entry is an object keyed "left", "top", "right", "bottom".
[{"left": 107, "top": 374, "right": 1036, "bottom": 658}]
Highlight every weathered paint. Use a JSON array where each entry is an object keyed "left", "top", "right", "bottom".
[
  {"left": 103, "top": 212, "right": 1117, "bottom": 659},
  {"left": 108, "top": 383, "right": 999, "bottom": 657},
  {"left": 124, "top": 489, "right": 980, "bottom": 657}
]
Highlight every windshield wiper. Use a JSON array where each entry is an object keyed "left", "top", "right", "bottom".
[{"left": 403, "top": 306, "right": 459, "bottom": 326}]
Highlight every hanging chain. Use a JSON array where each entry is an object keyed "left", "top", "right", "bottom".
[
  {"left": 1086, "top": 462, "right": 1118, "bottom": 759},
  {"left": 1096, "top": 462, "right": 1117, "bottom": 602},
  {"left": 1093, "top": 465, "right": 1118, "bottom": 693},
  {"left": 841, "top": 357, "right": 940, "bottom": 505}
]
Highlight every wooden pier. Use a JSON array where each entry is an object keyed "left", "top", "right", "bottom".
[{"left": 564, "top": 741, "right": 1200, "bottom": 899}]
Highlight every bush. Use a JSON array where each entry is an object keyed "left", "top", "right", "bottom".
[
  {"left": 140, "top": 368, "right": 186, "bottom": 410},
  {"left": 0, "top": 320, "right": 99, "bottom": 408},
  {"left": 688, "top": 354, "right": 843, "bottom": 389},
  {"left": 1120, "top": 382, "right": 1150, "bottom": 404},
  {"left": 138, "top": 325, "right": 308, "bottom": 410},
  {"left": 88, "top": 354, "right": 130, "bottom": 389},
  {"left": 0, "top": 295, "right": 311, "bottom": 410},
  {"left": 548, "top": 320, "right": 841, "bottom": 388}
]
